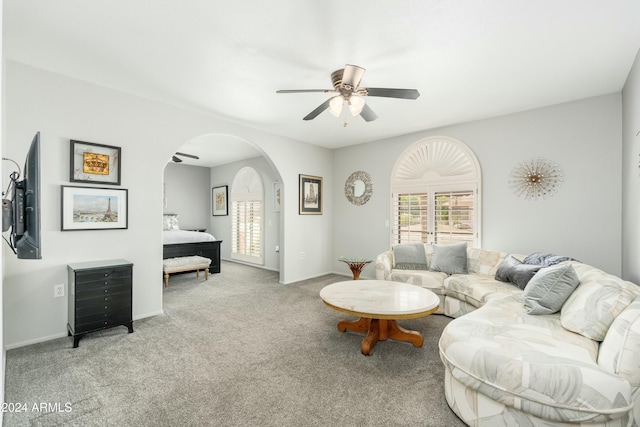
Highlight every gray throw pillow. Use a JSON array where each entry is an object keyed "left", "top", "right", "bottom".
[
  {"left": 392, "top": 243, "right": 428, "bottom": 270},
  {"left": 430, "top": 242, "right": 467, "bottom": 275},
  {"left": 495, "top": 256, "right": 541, "bottom": 289},
  {"left": 523, "top": 263, "right": 580, "bottom": 315}
]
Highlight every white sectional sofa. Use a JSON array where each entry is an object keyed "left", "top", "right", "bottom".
[{"left": 375, "top": 243, "right": 640, "bottom": 427}]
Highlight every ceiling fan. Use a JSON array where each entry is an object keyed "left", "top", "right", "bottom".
[
  {"left": 171, "top": 152, "right": 200, "bottom": 163},
  {"left": 276, "top": 64, "right": 420, "bottom": 122}
]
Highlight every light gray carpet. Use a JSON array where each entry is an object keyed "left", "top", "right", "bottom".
[{"left": 4, "top": 261, "right": 466, "bottom": 427}]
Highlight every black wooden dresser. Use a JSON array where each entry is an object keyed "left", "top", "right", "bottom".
[{"left": 67, "top": 259, "right": 134, "bottom": 348}]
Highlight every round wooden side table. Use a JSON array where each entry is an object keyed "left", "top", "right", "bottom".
[{"left": 338, "top": 256, "right": 373, "bottom": 280}]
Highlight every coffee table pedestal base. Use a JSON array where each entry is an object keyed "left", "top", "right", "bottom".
[{"left": 337, "top": 317, "right": 424, "bottom": 356}]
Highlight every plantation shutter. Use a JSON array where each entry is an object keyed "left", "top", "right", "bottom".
[
  {"left": 392, "top": 189, "right": 475, "bottom": 245},
  {"left": 390, "top": 136, "right": 481, "bottom": 247},
  {"left": 231, "top": 167, "right": 264, "bottom": 265},
  {"left": 231, "top": 200, "right": 262, "bottom": 259}
]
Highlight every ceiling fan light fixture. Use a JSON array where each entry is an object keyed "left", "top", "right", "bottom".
[
  {"left": 329, "top": 96, "right": 344, "bottom": 117},
  {"left": 347, "top": 96, "right": 365, "bottom": 116}
]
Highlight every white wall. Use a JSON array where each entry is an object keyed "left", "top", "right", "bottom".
[
  {"left": 163, "top": 163, "right": 211, "bottom": 230},
  {"left": 0, "top": 0, "right": 5, "bottom": 417},
  {"left": 2, "top": 61, "right": 333, "bottom": 348},
  {"left": 333, "top": 94, "right": 623, "bottom": 278},
  {"left": 2, "top": 58, "right": 630, "bottom": 349},
  {"left": 622, "top": 48, "right": 640, "bottom": 283},
  {"left": 210, "top": 156, "right": 281, "bottom": 272}
]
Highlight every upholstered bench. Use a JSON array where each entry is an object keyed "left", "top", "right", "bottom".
[{"left": 162, "top": 256, "right": 211, "bottom": 287}]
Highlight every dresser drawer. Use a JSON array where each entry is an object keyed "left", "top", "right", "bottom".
[
  {"left": 75, "top": 267, "right": 131, "bottom": 283},
  {"left": 75, "top": 306, "right": 132, "bottom": 332},
  {"left": 76, "top": 282, "right": 131, "bottom": 300},
  {"left": 75, "top": 294, "right": 131, "bottom": 317}
]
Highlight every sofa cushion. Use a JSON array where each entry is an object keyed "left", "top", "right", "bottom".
[
  {"left": 439, "top": 296, "right": 631, "bottom": 423},
  {"left": 466, "top": 247, "right": 507, "bottom": 275},
  {"left": 523, "top": 263, "right": 579, "bottom": 315},
  {"left": 388, "top": 269, "right": 447, "bottom": 292},
  {"left": 598, "top": 297, "right": 640, "bottom": 386},
  {"left": 495, "top": 256, "right": 541, "bottom": 289},
  {"left": 444, "top": 274, "right": 522, "bottom": 309},
  {"left": 561, "top": 268, "right": 639, "bottom": 341},
  {"left": 431, "top": 242, "right": 467, "bottom": 274},
  {"left": 392, "top": 243, "right": 428, "bottom": 270}
]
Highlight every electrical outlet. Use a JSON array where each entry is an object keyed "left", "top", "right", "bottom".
[
  {"left": 54, "top": 284, "right": 65, "bottom": 298},
  {"left": 300, "top": 251, "right": 306, "bottom": 259}
]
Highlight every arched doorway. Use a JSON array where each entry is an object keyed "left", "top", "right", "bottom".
[{"left": 162, "top": 133, "right": 283, "bottom": 283}]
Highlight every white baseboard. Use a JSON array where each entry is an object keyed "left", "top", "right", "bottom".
[
  {"left": 5, "top": 332, "right": 69, "bottom": 350},
  {"left": 134, "top": 310, "right": 163, "bottom": 320},
  {"left": 6, "top": 311, "right": 164, "bottom": 350}
]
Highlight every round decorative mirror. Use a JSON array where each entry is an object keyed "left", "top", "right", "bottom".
[{"left": 345, "top": 171, "right": 373, "bottom": 205}]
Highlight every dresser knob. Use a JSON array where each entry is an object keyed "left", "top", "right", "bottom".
[{"left": 104, "top": 273, "right": 108, "bottom": 277}]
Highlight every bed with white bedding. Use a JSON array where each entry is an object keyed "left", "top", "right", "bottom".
[
  {"left": 162, "top": 214, "right": 222, "bottom": 274},
  {"left": 163, "top": 229, "right": 216, "bottom": 244}
]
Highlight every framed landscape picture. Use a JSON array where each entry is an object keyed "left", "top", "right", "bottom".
[
  {"left": 70, "top": 140, "right": 121, "bottom": 185},
  {"left": 212, "top": 185, "right": 228, "bottom": 216},
  {"left": 299, "top": 174, "right": 322, "bottom": 215},
  {"left": 61, "top": 186, "right": 128, "bottom": 231}
]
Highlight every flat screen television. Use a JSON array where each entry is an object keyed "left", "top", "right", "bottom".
[{"left": 2, "top": 132, "right": 42, "bottom": 259}]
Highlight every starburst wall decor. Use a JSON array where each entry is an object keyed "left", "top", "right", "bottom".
[{"left": 509, "top": 157, "right": 563, "bottom": 200}]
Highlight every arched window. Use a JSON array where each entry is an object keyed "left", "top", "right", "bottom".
[
  {"left": 231, "top": 166, "right": 264, "bottom": 265},
  {"left": 390, "top": 136, "right": 482, "bottom": 247}
]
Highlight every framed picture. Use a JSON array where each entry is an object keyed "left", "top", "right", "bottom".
[
  {"left": 61, "top": 186, "right": 128, "bottom": 231},
  {"left": 273, "top": 182, "right": 282, "bottom": 212},
  {"left": 212, "top": 185, "right": 228, "bottom": 216},
  {"left": 299, "top": 174, "right": 322, "bottom": 215},
  {"left": 70, "top": 140, "right": 121, "bottom": 185}
]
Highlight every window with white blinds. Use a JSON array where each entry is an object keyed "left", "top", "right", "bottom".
[
  {"left": 230, "top": 167, "right": 264, "bottom": 265},
  {"left": 391, "top": 136, "right": 481, "bottom": 247},
  {"left": 392, "top": 190, "right": 475, "bottom": 245},
  {"left": 231, "top": 200, "right": 262, "bottom": 260}
]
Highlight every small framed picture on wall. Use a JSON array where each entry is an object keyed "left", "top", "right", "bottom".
[
  {"left": 212, "top": 185, "right": 228, "bottom": 216},
  {"left": 299, "top": 174, "right": 322, "bottom": 215},
  {"left": 70, "top": 140, "right": 121, "bottom": 185}
]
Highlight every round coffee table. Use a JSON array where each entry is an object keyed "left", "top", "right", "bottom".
[{"left": 319, "top": 280, "right": 440, "bottom": 355}]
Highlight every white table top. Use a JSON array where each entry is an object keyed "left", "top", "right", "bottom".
[{"left": 319, "top": 280, "right": 439, "bottom": 319}]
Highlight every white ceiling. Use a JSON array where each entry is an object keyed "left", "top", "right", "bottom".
[{"left": 5, "top": 1, "right": 640, "bottom": 166}]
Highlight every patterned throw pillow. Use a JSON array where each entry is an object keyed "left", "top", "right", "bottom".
[
  {"left": 598, "top": 297, "right": 640, "bottom": 385},
  {"left": 163, "top": 214, "right": 180, "bottom": 231},
  {"left": 561, "top": 271, "right": 638, "bottom": 341}
]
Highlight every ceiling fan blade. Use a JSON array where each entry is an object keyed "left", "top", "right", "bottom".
[
  {"left": 342, "top": 64, "right": 366, "bottom": 89},
  {"left": 171, "top": 155, "right": 182, "bottom": 163},
  {"left": 363, "top": 88, "right": 420, "bottom": 100},
  {"left": 302, "top": 97, "right": 335, "bottom": 121},
  {"left": 175, "top": 152, "right": 199, "bottom": 160},
  {"left": 276, "top": 89, "right": 333, "bottom": 94},
  {"left": 359, "top": 103, "right": 378, "bottom": 122}
]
